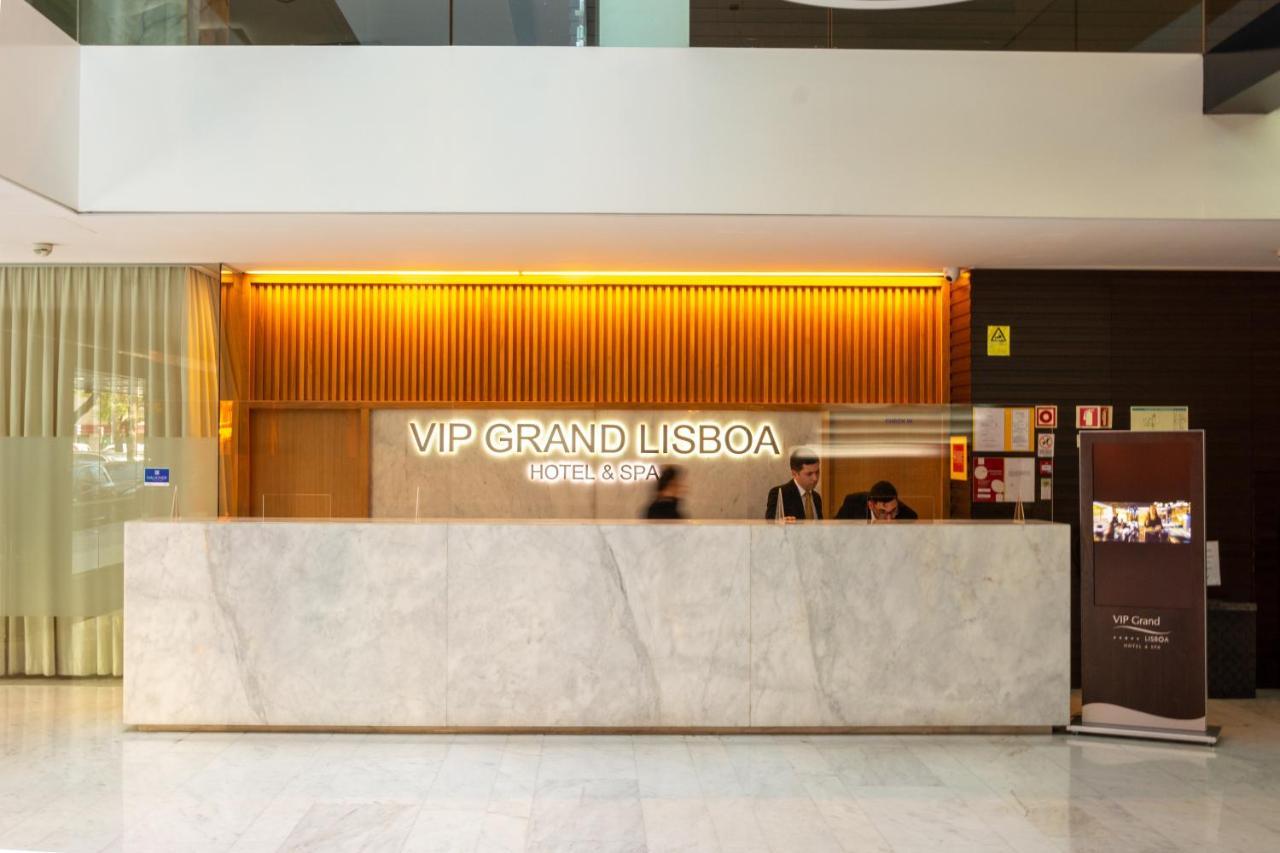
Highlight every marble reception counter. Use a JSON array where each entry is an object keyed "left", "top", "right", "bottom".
[{"left": 124, "top": 519, "right": 1070, "bottom": 730}]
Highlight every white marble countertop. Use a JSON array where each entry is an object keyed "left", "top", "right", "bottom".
[{"left": 125, "top": 518, "right": 1071, "bottom": 730}]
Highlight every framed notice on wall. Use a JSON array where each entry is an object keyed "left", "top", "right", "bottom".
[
  {"left": 1069, "top": 430, "right": 1216, "bottom": 744},
  {"left": 972, "top": 407, "right": 1034, "bottom": 453},
  {"left": 1131, "top": 406, "right": 1189, "bottom": 432}
]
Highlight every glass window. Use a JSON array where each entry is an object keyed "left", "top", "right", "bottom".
[
  {"left": 454, "top": 0, "right": 590, "bottom": 46},
  {"left": 0, "top": 266, "right": 219, "bottom": 677}
]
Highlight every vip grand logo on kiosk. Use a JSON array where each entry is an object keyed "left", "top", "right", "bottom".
[
  {"left": 1111, "top": 613, "right": 1174, "bottom": 651},
  {"left": 408, "top": 417, "right": 782, "bottom": 483}
]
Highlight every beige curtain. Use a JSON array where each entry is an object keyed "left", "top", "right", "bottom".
[{"left": 0, "top": 266, "right": 218, "bottom": 676}]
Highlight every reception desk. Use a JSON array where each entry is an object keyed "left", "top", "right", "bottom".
[{"left": 124, "top": 519, "right": 1069, "bottom": 731}]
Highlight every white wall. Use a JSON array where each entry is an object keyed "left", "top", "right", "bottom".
[
  {"left": 0, "top": 0, "right": 78, "bottom": 207},
  {"left": 77, "top": 45, "right": 1280, "bottom": 219}
]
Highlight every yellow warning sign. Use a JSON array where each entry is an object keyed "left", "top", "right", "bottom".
[{"left": 987, "top": 325, "right": 1010, "bottom": 357}]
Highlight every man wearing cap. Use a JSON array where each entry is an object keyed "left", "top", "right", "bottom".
[{"left": 836, "top": 480, "right": 919, "bottom": 521}]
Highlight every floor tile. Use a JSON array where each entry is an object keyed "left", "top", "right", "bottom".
[
  {"left": 2, "top": 683, "right": 1279, "bottom": 853},
  {"left": 277, "top": 801, "right": 418, "bottom": 852}
]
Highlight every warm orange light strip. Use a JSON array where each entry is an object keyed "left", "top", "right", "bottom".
[{"left": 241, "top": 270, "right": 946, "bottom": 288}]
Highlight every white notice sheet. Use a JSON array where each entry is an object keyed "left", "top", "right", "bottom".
[
  {"left": 1004, "top": 457, "right": 1036, "bottom": 502},
  {"left": 973, "top": 407, "right": 1005, "bottom": 452},
  {"left": 1009, "top": 408, "right": 1034, "bottom": 452}
]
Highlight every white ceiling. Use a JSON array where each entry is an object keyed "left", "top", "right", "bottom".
[{"left": 1, "top": 175, "right": 1277, "bottom": 273}]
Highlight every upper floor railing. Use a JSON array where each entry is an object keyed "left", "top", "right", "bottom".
[{"left": 30, "top": 0, "right": 1212, "bottom": 52}]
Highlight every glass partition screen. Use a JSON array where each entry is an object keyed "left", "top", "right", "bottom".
[{"left": 0, "top": 266, "right": 219, "bottom": 677}]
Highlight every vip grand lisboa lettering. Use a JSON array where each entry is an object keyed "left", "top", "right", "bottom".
[
  {"left": 409, "top": 420, "right": 475, "bottom": 454},
  {"left": 483, "top": 420, "right": 627, "bottom": 456},
  {"left": 378, "top": 407, "right": 823, "bottom": 516},
  {"left": 407, "top": 417, "right": 782, "bottom": 485},
  {"left": 408, "top": 418, "right": 782, "bottom": 459}
]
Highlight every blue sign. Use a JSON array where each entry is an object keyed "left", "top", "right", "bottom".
[{"left": 143, "top": 468, "right": 170, "bottom": 487}]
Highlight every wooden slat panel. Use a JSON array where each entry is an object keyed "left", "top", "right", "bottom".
[
  {"left": 249, "top": 282, "right": 946, "bottom": 405},
  {"left": 248, "top": 408, "right": 368, "bottom": 519}
]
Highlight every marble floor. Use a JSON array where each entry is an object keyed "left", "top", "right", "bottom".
[{"left": 1, "top": 683, "right": 1279, "bottom": 852}]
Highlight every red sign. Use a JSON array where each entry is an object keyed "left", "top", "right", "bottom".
[
  {"left": 1039, "top": 459, "right": 1054, "bottom": 477},
  {"left": 972, "top": 456, "right": 1005, "bottom": 503},
  {"left": 949, "top": 436, "right": 968, "bottom": 480},
  {"left": 1076, "top": 405, "right": 1113, "bottom": 430},
  {"left": 1035, "top": 405, "right": 1058, "bottom": 428}
]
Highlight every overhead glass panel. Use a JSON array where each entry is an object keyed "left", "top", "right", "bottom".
[
  {"left": 454, "top": 0, "right": 589, "bottom": 45},
  {"left": 26, "top": 0, "right": 77, "bottom": 38},
  {"left": 1205, "top": 0, "right": 1273, "bottom": 50},
  {"left": 204, "top": 0, "right": 588, "bottom": 45},
  {"left": 29, "top": 0, "right": 1203, "bottom": 50},
  {"left": 692, "top": 0, "right": 1204, "bottom": 52},
  {"left": 206, "top": 0, "right": 446, "bottom": 45},
  {"left": 79, "top": 0, "right": 191, "bottom": 44}
]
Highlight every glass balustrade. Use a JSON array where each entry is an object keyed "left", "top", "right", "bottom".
[{"left": 26, "top": 0, "right": 1204, "bottom": 51}]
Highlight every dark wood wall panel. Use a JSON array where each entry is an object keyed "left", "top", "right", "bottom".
[
  {"left": 964, "top": 270, "right": 1280, "bottom": 688},
  {"left": 1251, "top": 286, "right": 1280, "bottom": 687}
]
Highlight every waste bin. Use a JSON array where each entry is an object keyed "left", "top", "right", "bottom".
[{"left": 1207, "top": 600, "right": 1256, "bottom": 699}]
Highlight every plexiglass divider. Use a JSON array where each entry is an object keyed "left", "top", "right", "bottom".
[
  {"left": 259, "top": 493, "right": 334, "bottom": 519},
  {"left": 137, "top": 484, "right": 180, "bottom": 519}
]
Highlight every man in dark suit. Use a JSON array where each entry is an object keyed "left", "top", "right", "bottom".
[
  {"left": 836, "top": 480, "right": 919, "bottom": 521},
  {"left": 764, "top": 448, "right": 823, "bottom": 521}
]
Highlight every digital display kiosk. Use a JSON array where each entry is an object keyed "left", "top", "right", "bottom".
[{"left": 1070, "top": 430, "right": 1217, "bottom": 744}]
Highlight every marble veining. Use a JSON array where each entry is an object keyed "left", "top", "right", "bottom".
[
  {"left": 126, "top": 519, "right": 1068, "bottom": 728},
  {"left": 749, "top": 523, "right": 1070, "bottom": 727},
  {"left": 125, "top": 521, "right": 448, "bottom": 727},
  {"left": 446, "top": 523, "right": 751, "bottom": 727}
]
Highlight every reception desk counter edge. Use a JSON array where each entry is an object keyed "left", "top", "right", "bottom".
[{"left": 124, "top": 519, "right": 1070, "bottom": 732}]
